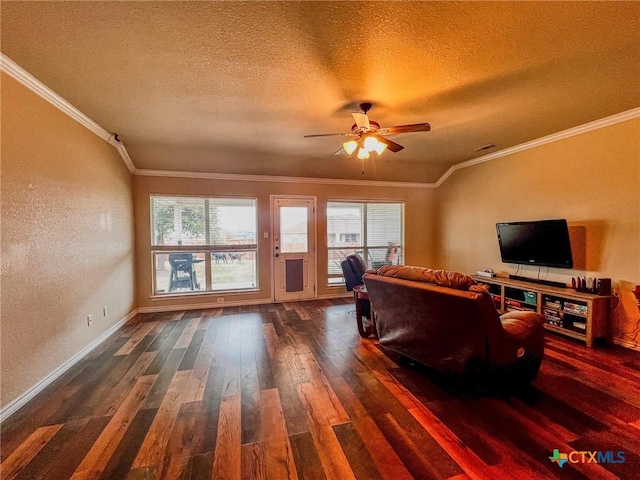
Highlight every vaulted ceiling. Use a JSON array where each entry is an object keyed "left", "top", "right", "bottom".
[{"left": 2, "top": 1, "right": 639, "bottom": 183}]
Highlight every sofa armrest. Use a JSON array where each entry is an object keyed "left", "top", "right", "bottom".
[
  {"left": 493, "top": 311, "right": 545, "bottom": 368},
  {"left": 500, "top": 311, "right": 545, "bottom": 343}
]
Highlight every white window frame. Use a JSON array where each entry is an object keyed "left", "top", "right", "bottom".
[
  {"left": 150, "top": 195, "right": 258, "bottom": 296},
  {"left": 327, "top": 200, "right": 404, "bottom": 286}
]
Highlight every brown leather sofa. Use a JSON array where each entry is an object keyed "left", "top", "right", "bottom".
[{"left": 363, "top": 265, "right": 545, "bottom": 381}]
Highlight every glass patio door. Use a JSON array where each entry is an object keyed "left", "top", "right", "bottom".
[{"left": 272, "top": 196, "right": 316, "bottom": 302}]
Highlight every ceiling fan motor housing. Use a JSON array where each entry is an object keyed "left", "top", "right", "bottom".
[
  {"left": 351, "top": 120, "right": 380, "bottom": 134},
  {"left": 359, "top": 102, "right": 373, "bottom": 114}
]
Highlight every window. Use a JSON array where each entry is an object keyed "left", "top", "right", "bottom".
[
  {"left": 279, "top": 206, "right": 308, "bottom": 253},
  {"left": 151, "top": 196, "right": 258, "bottom": 295},
  {"left": 341, "top": 233, "right": 359, "bottom": 243},
  {"left": 327, "top": 201, "right": 404, "bottom": 285}
]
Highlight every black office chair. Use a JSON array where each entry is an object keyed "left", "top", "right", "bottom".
[
  {"left": 168, "top": 253, "right": 200, "bottom": 292},
  {"left": 340, "top": 254, "right": 372, "bottom": 335},
  {"left": 341, "top": 254, "right": 367, "bottom": 291}
]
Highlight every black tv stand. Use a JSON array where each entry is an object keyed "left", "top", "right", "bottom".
[{"left": 509, "top": 275, "right": 567, "bottom": 289}]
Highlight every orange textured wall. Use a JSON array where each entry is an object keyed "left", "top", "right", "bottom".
[
  {"left": 133, "top": 175, "right": 436, "bottom": 310},
  {"left": 435, "top": 117, "right": 640, "bottom": 347},
  {"left": 1, "top": 75, "right": 136, "bottom": 409}
]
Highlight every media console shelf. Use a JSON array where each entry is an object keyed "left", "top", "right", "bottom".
[{"left": 472, "top": 275, "right": 611, "bottom": 347}]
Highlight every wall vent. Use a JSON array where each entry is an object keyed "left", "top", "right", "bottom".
[{"left": 474, "top": 143, "right": 498, "bottom": 152}]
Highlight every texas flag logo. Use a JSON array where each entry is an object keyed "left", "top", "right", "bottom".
[{"left": 549, "top": 449, "right": 568, "bottom": 468}]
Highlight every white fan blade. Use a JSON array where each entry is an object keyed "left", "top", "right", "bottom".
[
  {"left": 304, "top": 132, "right": 359, "bottom": 138},
  {"left": 351, "top": 112, "right": 370, "bottom": 130}
]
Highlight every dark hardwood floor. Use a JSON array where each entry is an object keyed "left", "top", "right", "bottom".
[{"left": 2, "top": 299, "right": 640, "bottom": 479}]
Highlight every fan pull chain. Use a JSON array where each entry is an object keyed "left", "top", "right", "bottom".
[{"left": 361, "top": 160, "right": 365, "bottom": 175}]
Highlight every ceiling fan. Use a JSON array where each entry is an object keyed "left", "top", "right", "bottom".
[{"left": 304, "top": 102, "right": 430, "bottom": 165}]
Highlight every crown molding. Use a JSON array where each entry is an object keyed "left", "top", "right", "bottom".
[
  {"left": 4, "top": 52, "right": 637, "bottom": 186},
  {"left": 0, "top": 54, "right": 110, "bottom": 141},
  {"left": 1, "top": 53, "right": 135, "bottom": 173},
  {"left": 133, "top": 107, "right": 640, "bottom": 188},
  {"left": 108, "top": 135, "right": 137, "bottom": 173},
  {"left": 435, "top": 107, "right": 640, "bottom": 187},
  {"left": 132, "top": 168, "right": 438, "bottom": 189}
]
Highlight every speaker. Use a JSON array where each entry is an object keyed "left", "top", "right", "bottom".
[{"left": 595, "top": 278, "right": 612, "bottom": 296}]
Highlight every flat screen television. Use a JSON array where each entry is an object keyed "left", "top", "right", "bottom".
[{"left": 496, "top": 219, "right": 573, "bottom": 268}]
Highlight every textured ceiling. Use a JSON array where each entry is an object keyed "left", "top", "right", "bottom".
[{"left": 2, "top": 1, "right": 639, "bottom": 183}]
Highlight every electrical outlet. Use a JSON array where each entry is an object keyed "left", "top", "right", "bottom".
[
  {"left": 103, "top": 306, "right": 108, "bottom": 317},
  {"left": 217, "top": 298, "right": 224, "bottom": 303},
  {"left": 87, "top": 314, "right": 93, "bottom": 326}
]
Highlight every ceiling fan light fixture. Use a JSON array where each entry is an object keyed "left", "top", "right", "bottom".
[
  {"left": 365, "top": 136, "right": 388, "bottom": 156},
  {"left": 373, "top": 143, "right": 387, "bottom": 155},
  {"left": 356, "top": 147, "right": 370, "bottom": 161},
  {"left": 343, "top": 140, "right": 359, "bottom": 155},
  {"left": 362, "top": 136, "right": 377, "bottom": 152},
  {"left": 306, "top": 103, "right": 427, "bottom": 162}
]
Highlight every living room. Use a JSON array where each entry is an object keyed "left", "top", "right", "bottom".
[{"left": 2, "top": 2, "right": 639, "bottom": 478}]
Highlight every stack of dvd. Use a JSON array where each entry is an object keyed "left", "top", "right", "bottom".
[
  {"left": 542, "top": 296, "right": 562, "bottom": 309},
  {"left": 543, "top": 308, "right": 563, "bottom": 327},
  {"left": 564, "top": 301, "right": 587, "bottom": 315}
]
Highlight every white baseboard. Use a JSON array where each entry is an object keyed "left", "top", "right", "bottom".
[
  {"left": 0, "top": 309, "right": 138, "bottom": 423},
  {"left": 317, "top": 292, "right": 351, "bottom": 300},
  {"left": 138, "top": 293, "right": 352, "bottom": 314},
  {"left": 138, "top": 297, "right": 274, "bottom": 313},
  {"left": 613, "top": 338, "right": 640, "bottom": 352},
  {"left": 3, "top": 299, "right": 636, "bottom": 423}
]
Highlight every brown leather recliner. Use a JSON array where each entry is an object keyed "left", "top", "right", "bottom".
[{"left": 363, "top": 265, "right": 545, "bottom": 381}]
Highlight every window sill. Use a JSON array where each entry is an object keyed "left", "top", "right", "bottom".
[{"left": 150, "top": 289, "right": 260, "bottom": 300}]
